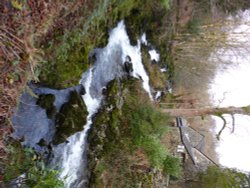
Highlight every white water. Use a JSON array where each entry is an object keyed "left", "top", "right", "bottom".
[
  {"left": 59, "top": 69, "right": 100, "bottom": 187},
  {"left": 140, "top": 33, "right": 148, "bottom": 45},
  {"left": 149, "top": 49, "right": 160, "bottom": 62},
  {"left": 140, "top": 33, "right": 160, "bottom": 63},
  {"left": 209, "top": 10, "right": 250, "bottom": 172},
  {"left": 53, "top": 21, "right": 154, "bottom": 187},
  {"left": 110, "top": 22, "right": 153, "bottom": 100}
]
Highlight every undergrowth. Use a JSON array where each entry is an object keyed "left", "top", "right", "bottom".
[
  {"left": 124, "top": 87, "right": 181, "bottom": 177},
  {"left": 3, "top": 142, "right": 63, "bottom": 188},
  {"left": 89, "top": 80, "right": 181, "bottom": 187}
]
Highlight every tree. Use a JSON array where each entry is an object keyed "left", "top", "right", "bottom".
[{"left": 197, "top": 166, "right": 250, "bottom": 188}]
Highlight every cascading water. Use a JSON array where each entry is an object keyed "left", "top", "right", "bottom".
[{"left": 52, "top": 20, "right": 154, "bottom": 187}]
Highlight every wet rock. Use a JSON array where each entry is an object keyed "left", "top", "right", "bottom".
[
  {"left": 11, "top": 84, "right": 88, "bottom": 152},
  {"left": 124, "top": 55, "right": 133, "bottom": 74},
  {"left": 79, "top": 84, "right": 86, "bottom": 95},
  {"left": 89, "top": 48, "right": 101, "bottom": 64},
  {"left": 36, "top": 94, "right": 56, "bottom": 119},
  {"left": 154, "top": 91, "right": 164, "bottom": 101},
  {"left": 102, "top": 87, "right": 107, "bottom": 95},
  {"left": 54, "top": 90, "right": 88, "bottom": 145}
]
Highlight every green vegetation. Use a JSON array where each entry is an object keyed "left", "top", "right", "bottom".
[
  {"left": 38, "top": 0, "right": 140, "bottom": 88},
  {"left": 187, "top": 18, "right": 201, "bottom": 34},
  {"left": 163, "top": 155, "right": 181, "bottom": 178},
  {"left": 88, "top": 79, "right": 181, "bottom": 187},
  {"left": 125, "top": 87, "right": 181, "bottom": 177},
  {"left": 197, "top": 166, "right": 250, "bottom": 188},
  {"left": 3, "top": 142, "right": 63, "bottom": 188},
  {"left": 161, "top": 0, "right": 170, "bottom": 10},
  {"left": 128, "top": 104, "right": 170, "bottom": 169},
  {"left": 36, "top": 94, "right": 56, "bottom": 119},
  {"left": 38, "top": 0, "right": 172, "bottom": 88},
  {"left": 142, "top": 49, "right": 167, "bottom": 89}
]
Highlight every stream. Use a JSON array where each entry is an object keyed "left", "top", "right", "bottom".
[
  {"left": 174, "top": 9, "right": 250, "bottom": 172},
  {"left": 10, "top": 6, "right": 250, "bottom": 188},
  {"left": 51, "top": 21, "right": 155, "bottom": 187}
]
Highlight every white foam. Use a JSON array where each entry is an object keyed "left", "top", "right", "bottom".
[
  {"left": 160, "top": 68, "right": 167, "bottom": 72},
  {"left": 108, "top": 21, "right": 153, "bottom": 100},
  {"left": 59, "top": 69, "right": 101, "bottom": 187},
  {"left": 148, "top": 49, "right": 160, "bottom": 62},
  {"left": 140, "top": 33, "right": 148, "bottom": 45}
]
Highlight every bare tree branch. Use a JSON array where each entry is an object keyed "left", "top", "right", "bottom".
[{"left": 216, "top": 115, "right": 227, "bottom": 140}]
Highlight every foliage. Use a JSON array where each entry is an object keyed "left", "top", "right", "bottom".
[
  {"left": 89, "top": 79, "right": 181, "bottom": 186},
  {"left": 127, "top": 103, "right": 181, "bottom": 177},
  {"left": 139, "top": 136, "right": 167, "bottom": 169},
  {"left": 129, "top": 104, "right": 169, "bottom": 143},
  {"left": 11, "top": 0, "right": 23, "bottom": 10},
  {"left": 161, "top": 0, "right": 170, "bottom": 10},
  {"left": 163, "top": 155, "right": 181, "bottom": 177},
  {"left": 198, "top": 166, "right": 250, "bottom": 188},
  {"left": 39, "top": 0, "right": 140, "bottom": 88},
  {"left": 187, "top": 18, "right": 201, "bottom": 34},
  {"left": 3, "top": 144, "right": 63, "bottom": 188}
]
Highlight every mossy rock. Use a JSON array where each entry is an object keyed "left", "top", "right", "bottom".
[
  {"left": 53, "top": 91, "right": 88, "bottom": 144},
  {"left": 36, "top": 94, "right": 56, "bottom": 119}
]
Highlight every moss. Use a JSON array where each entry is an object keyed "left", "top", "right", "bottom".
[
  {"left": 142, "top": 48, "right": 166, "bottom": 90},
  {"left": 53, "top": 91, "right": 88, "bottom": 144},
  {"left": 38, "top": 0, "right": 174, "bottom": 89},
  {"left": 88, "top": 77, "right": 178, "bottom": 187},
  {"left": 38, "top": 0, "right": 142, "bottom": 89},
  {"left": 36, "top": 94, "right": 56, "bottom": 119}
]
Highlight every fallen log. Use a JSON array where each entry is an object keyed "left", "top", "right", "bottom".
[
  {"left": 161, "top": 105, "right": 250, "bottom": 140},
  {"left": 161, "top": 106, "right": 250, "bottom": 117}
]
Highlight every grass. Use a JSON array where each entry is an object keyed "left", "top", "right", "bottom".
[
  {"left": 126, "top": 100, "right": 181, "bottom": 177},
  {"left": 142, "top": 49, "right": 167, "bottom": 89}
]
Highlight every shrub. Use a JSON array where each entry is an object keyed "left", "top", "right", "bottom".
[
  {"left": 129, "top": 104, "right": 169, "bottom": 144},
  {"left": 139, "top": 136, "right": 167, "bottom": 169},
  {"left": 163, "top": 155, "right": 182, "bottom": 177}
]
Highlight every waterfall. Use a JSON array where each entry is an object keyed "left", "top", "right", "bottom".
[{"left": 52, "top": 20, "right": 153, "bottom": 187}]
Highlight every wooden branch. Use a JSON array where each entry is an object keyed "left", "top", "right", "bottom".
[
  {"left": 161, "top": 106, "right": 250, "bottom": 139},
  {"left": 216, "top": 115, "right": 227, "bottom": 140}
]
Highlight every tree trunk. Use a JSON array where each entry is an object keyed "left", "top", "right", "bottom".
[{"left": 160, "top": 106, "right": 250, "bottom": 117}]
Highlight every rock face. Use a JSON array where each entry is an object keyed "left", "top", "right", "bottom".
[{"left": 11, "top": 84, "right": 88, "bottom": 153}]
